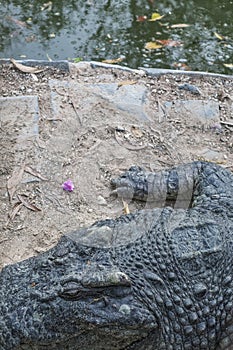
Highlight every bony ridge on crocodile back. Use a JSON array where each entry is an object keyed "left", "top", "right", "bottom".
[{"left": 0, "top": 161, "right": 233, "bottom": 350}]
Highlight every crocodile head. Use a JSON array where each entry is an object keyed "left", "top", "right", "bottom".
[
  {"left": 2, "top": 161, "right": 233, "bottom": 349},
  {"left": 0, "top": 234, "right": 158, "bottom": 350}
]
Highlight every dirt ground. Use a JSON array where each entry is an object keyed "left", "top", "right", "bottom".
[{"left": 0, "top": 62, "right": 232, "bottom": 269}]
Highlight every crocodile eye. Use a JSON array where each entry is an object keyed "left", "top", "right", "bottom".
[{"left": 59, "top": 281, "right": 81, "bottom": 299}]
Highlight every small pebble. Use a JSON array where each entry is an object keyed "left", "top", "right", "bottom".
[
  {"left": 178, "top": 83, "right": 201, "bottom": 95},
  {"left": 97, "top": 195, "right": 107, "bottom": 205}
]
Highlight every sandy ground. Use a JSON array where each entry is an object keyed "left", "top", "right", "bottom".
[{"left": 0, "top": 62, "right": 232, "bottom": 269}]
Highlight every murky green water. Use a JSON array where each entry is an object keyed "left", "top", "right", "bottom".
[{"left": 0, "top": 0, "right": 232, "bottom": 73}]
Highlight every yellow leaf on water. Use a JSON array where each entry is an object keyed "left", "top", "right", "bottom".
[
  {"left": 102, "top": 57, "right": 124, "bottom": 64},
  {"left": 223, "top": 63, "right": 233, "bottom": 68},
  {"left": 214, "top": 32, "right": 224, "bottom": 40},
  {"left": 148, "top": 12, "right": 165, "bottom": 22},
  {"left": 136, "top": 15, "right": 148, "bottom": 22},
  {"left": 46, "top": 53, "right": 53, "bottom": 62},
  {"left": 170, "top": 23, "right": 191, "bottom": 29},
  {"left": 41, "top": 1, "right": 52, "bottom": 11},
  {"left": 6, "top": 16, "right": 27, "bottom": 28},
  {"left": 156, "top": 39, "right": 182, "bottom": 47},
  {"left": 145, "top": 42, "right": 163, "bottom": 50}
]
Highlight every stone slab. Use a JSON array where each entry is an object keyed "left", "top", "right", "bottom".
[
  {"left": 198, "top": 148, "right": 227, "bottom": 162},
  {"left": 0, "top": 96, "right": 39, "bottom": 150},
  {"left": 49, "top": 80, "right": 152, "bottom": 125},
  {"left": 162, "top": 99, "right": 220, "bottom": 126}
]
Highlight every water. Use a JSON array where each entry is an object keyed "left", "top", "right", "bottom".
[{"left": 1, "top": 0, "right": 232, "bottom": 74}]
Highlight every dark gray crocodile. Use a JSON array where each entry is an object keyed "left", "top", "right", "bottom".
[{"left": 1, "top": 161, "right": 233, "bottom": 350}]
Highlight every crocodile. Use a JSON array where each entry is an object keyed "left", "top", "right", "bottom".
[{"left": 1, "top": 161, "right": 233, "bottom": 350}]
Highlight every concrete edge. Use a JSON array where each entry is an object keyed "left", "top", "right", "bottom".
[
  {"left": 89, "top": 61, "right": 145, "bottom": 74},
  {"left": 0, "top": 59, "right": 70, "bottom": 71},
  {"left": 139, "top": 67, "right": 233, "bottom": 79},
  {"left": 1, "top": 59, "right": 233, "bottom": 79},
  {"left": 86, "top": 61, "right": 233, "bottom": 79}
]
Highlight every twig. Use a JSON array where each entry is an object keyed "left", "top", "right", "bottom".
[
  {"left": 69, "top": 99, "right": 82, "bottom": 126},
  {"left": 46, "top": 117, "right": 63, "bottom": 121},
  {"left": 0, "top": 238, "right": 8, "bottom": 244},
  {"left": 220, "top": 120, "right": 233, "bottom": 127},
  {"left": 157, "top": 98, "right": 167, "bottom": 123}
]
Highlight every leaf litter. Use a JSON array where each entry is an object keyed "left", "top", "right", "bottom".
[
  {"left": 17, "top": 194, "right": 42, "bottom": 212},
  {"left": 10, "top": 58, "right": 46, "bottom": 74},
  {"left": 7, "top": 164, "right": 25, "bottom": 202}
]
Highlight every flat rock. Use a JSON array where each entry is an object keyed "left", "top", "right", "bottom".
[
  {"left": 162, "top": 100, "right": 220, "bottom": 126},
  {"left": 0, "top": 96, "right": 39, "bottom": 151},
  {"left": 49, "top": 80, "right": 152, "bottom": 125},
  {"left": 198, "top": 148, "right": 227, "bottom": 162}
]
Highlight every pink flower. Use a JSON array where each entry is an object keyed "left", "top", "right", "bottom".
[{"left": 62, "top": 179, "right": 74, "bottom": 192}]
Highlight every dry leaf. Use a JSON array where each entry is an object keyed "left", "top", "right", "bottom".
[
  {"left": 145, "top": 42, "right": 163, "bottom": 50},
  {"left": 30, "top": 73, "right": 38, "bottom": 81},
  {"left": 6, "top": 202, "right": 24, "bottom": 226},
  {"left": 25, "top": 35, "right": 37, "bottom": 43},
  {"left": 24, "top": 166, "right": 48, "bottom": 181},
  {"left": 156, "top": 39, "right": 182, "bottom": 47},
  {"left": 172, "top": 62, "right": 191, "bottom": 71},
  {"left": 41, "top": 1, "right": 52, "bottom": 11},
  {"left": 118, "top": 80, "right": 137, "bottom": 87},
  {"left": 170, "top": 23, "right": 191, "bottom": 28},
  {"left": 18, "top": 194, "right": 41, "bottom": 212},
  {"left": 10, "top": 58, "right": 45, "bottom": 74},
  {"left": 214, "top": 32, "right": 224, "bottom": 40},
  {"left": 7, "top": 164, "right": 25, "bottom": 201},
  {"left": 122, "top": 199, "right": 130, "bottom": 214},
  {"left": 131, "top": 126, "right": 143, "bottom": 138},
  {"left": 102, "top": 57, "right": 124, "bottom": 64},
  {"left": 6, "top": 16, "right": 27, "bottom": 28},
  {"left": 46, "top": 53, "right": 53, "bottom": 62},
  {"left": 148, "top": 12, "right": 165, "bottom": 21},
  {"left": 223, "top": 63, "right": 233, "bottom": 68},
  {"left": 136, "top": 15, "right": 147, "bottom": 22}
]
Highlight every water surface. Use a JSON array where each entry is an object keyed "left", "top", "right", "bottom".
[{"left": 1, "top": 0, "right": 232, "bottom": 73}]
